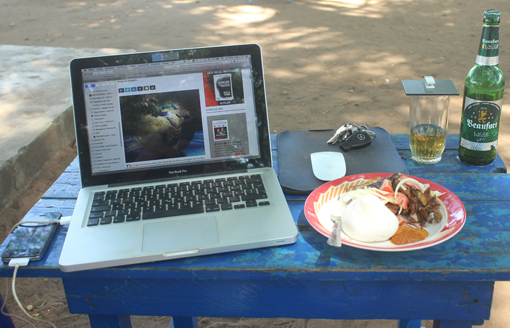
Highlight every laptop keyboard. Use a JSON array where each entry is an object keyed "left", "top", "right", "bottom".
[{"left": 86, "top": 174, "right": 269, "bottom": 226}]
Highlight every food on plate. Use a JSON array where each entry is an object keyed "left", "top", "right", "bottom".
[
  {"left": 329, "top": 173, "right": 445, "bottom": 245},
  {"left": 393, "top": 177, "right": 444, "bottom": 226},
  {"left": 390, "top": 225, "right": 429, "bottom": 245},
  {"left": 341, "top": 194, "right": 399, "bottom": 242}
]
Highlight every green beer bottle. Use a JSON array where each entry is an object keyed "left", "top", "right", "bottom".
[{"left": 458, "top": 9, "right": 505, "bottom": 165}]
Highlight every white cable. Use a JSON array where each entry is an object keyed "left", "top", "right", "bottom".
[
  {"left": 1, "top": 216, "right": 63, "bottom": 327},
  {"left": 11, "top": 263, "right": 57, "bottom": 328},
  {"left": 1, "top": 278, "right": 37, "bottom": 328},
  {"left": 59, "top": 216, "right": 72, "bottom": 225},
  {"left": 7, "top": 220, "right": 61, "bottom": 236},
  {"left": 7, "top": 258, "right": 30, "bottom": 268}
]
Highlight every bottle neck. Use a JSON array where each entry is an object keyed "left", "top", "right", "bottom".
[{"left": 476, "top": 24, "right": 500, "bottom": 66}]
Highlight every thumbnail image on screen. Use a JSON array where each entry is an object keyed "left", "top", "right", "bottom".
[
  {"left": 203, "top": 69, "right": 245, "bottom": 107},
  {"left": 120, "top": 90, "right": 205, "bottom": 163}
]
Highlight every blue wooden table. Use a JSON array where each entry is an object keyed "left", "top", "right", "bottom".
[{"left": 0, "top": 134, "right": 508, "bottom": 328}]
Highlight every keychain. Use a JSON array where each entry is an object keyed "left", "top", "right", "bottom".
[
  {"left": 327, "top": 123, "right": 376, "bottom": 151},
  {"left": 339, "top": 130, "right": 374, "bottom": 151}
]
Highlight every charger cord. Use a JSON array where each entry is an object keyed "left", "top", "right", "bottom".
[
  {"left": 7, "top": 215, "right": 71, "bottom": 236},
  {"left": 1, "top": 268, "right": 36, "bottom": 328},
  {"left": 1, "top": 261, "right": 57, "bottom": 328},
  {"left": 0, "top": 214, "right": 71, "bottom": 328}
]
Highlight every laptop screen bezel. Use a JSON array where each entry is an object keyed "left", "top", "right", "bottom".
[{"left": 70, "top": 44, "right": 271, "bottom": 187}]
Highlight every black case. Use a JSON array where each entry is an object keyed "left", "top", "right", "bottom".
[{"left": 276, "top": 127, "right": 409, "bottom": 195}]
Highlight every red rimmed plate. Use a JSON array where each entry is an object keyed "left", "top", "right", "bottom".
[{"left": 304, "top": 173, "right": 466, "bottom": 251}]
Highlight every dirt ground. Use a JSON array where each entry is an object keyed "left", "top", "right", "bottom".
[{"left": 1, "top": 0, "right": 510, "bottom": 327}]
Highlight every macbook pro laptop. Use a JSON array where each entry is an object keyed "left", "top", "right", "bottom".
[{"left": 59, "top": 44, "right": 298, "bottom": 272}]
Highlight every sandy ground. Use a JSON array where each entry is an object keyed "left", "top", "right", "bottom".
[{"left": 1, "top": 0, "right": 510, "bottom": 327}]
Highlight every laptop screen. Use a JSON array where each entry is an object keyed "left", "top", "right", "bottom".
[{"left": 70, "top": 45, "right": 271, "bottom": 187}]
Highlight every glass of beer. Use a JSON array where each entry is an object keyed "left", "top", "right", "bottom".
[{"left": 409, "top": 95, "right": 449, "bottom": 164}]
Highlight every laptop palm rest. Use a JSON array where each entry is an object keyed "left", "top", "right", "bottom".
[{"left": 142, "top": 216, "right": 219, "bottom": 253}]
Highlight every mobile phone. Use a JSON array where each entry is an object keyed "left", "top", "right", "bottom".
[{"left": 1, "top": 212, "right": 61, "bottom": 263}]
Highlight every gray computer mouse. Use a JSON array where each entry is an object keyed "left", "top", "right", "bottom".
[{"left": 310, "top": 152, "right": 346, "bottom": 181}]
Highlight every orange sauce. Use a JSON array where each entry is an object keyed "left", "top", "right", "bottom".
[{"left": 390, "top": 225, "right": 429, "bottom": 245}]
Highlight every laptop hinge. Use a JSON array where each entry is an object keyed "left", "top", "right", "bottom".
[{"left": 108, "top": 169, "right": 249, "bottom": 188}]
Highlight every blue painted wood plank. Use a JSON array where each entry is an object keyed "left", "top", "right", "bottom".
[
  {"left": 31, "top": 198, "right": 78, "bottom": 213},
  {"left": 273, "top": 149, "right": 506, "bottom": 177},
  {"left": 271, "top": 133, "right": 277, "bottom": 151},
  {"left": 432, "top": 320, "right": 478, "bottom": 328},
  {"left": 272, "top": 135, "right": 506, "bottom": 177},
  {"left": 3, "top": 197, "right": 510, "bottom": 282},
  {"left": 281, "top": 171, "right": 510, "bottom": 202},
  {"left": 398, "top": 151, "right": 506, "bottom": 174},
  {"left": 67, "top": 156, "right": 81, "bottom": 172},
  {"left": 42, "top": 172, "right": 82, "bottom": 199},
  {"left": 88, "top": 314, "right": 132, "bottom": 328},
  {"left": 390, "top": 134, "right": 506, "bottom": 172},
  {"left": 53, "top": 155, "right": 506, "bottom": 202},
  {"left": 169, "top": 317, "right": 199, "bottom": 328},
  {"left": 62, "top": 278, "right": 492, "bottom": 321},
  {"left": 45, "top": 170, "right": 509, "bottom": 203},
  {"left": 64, "top": 134, "right": 506, "bottom": 176},
  {"left": 398, "top": 320, "right": 422, "bottom": 328}
]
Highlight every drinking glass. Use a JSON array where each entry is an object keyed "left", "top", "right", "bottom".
[{"left": 409, "top": 95, "right": 449, "bottom": 164}]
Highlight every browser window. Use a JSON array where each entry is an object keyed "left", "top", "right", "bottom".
[{"left": 80, "top": 55, "right": 259, "bottom": 176}]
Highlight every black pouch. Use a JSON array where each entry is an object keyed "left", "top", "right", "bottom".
[{"left": 276, "top": 127, "right": 409, "bottom": 195}]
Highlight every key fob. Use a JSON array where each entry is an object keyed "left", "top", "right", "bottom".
[{"left": 339, "top": 130, "right": 373, "bottom": 151}]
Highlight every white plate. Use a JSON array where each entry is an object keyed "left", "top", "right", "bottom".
[{"left": 304, "top": 173, "right": 467, "bottom": 251}]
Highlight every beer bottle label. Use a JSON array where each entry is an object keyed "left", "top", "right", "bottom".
[
  {"left": 476, "top": 25, "right": 499, "bottom": 65},
  {"left": 460, "top": 97, "right": 502, "bottom": 151}
]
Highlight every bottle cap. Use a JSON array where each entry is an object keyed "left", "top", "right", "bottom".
[{"left": 484, "top": 9, "right": 501, "bottom": 24}]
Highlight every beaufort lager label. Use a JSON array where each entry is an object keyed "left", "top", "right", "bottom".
[{"left": 460, "top": 98, "right": 502, "bottom": 151}]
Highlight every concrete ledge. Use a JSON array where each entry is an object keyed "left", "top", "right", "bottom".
[
  {"left": 0, "top": 106, "right": 75, "bottom": 212},
  {"left": 0, "top": 45, "right": 134, "bottom": 213}
]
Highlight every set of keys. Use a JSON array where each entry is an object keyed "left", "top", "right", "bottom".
[{"left": 327, "top": 123, "right": 376, "bottom": 151}]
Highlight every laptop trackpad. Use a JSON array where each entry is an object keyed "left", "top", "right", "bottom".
[{"left": 142, "top": 216, "right": 219, "bottom": 253}]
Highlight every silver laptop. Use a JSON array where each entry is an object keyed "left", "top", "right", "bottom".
[{"left": 59, "top": 44, "right": 298, "bottom": 272}]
